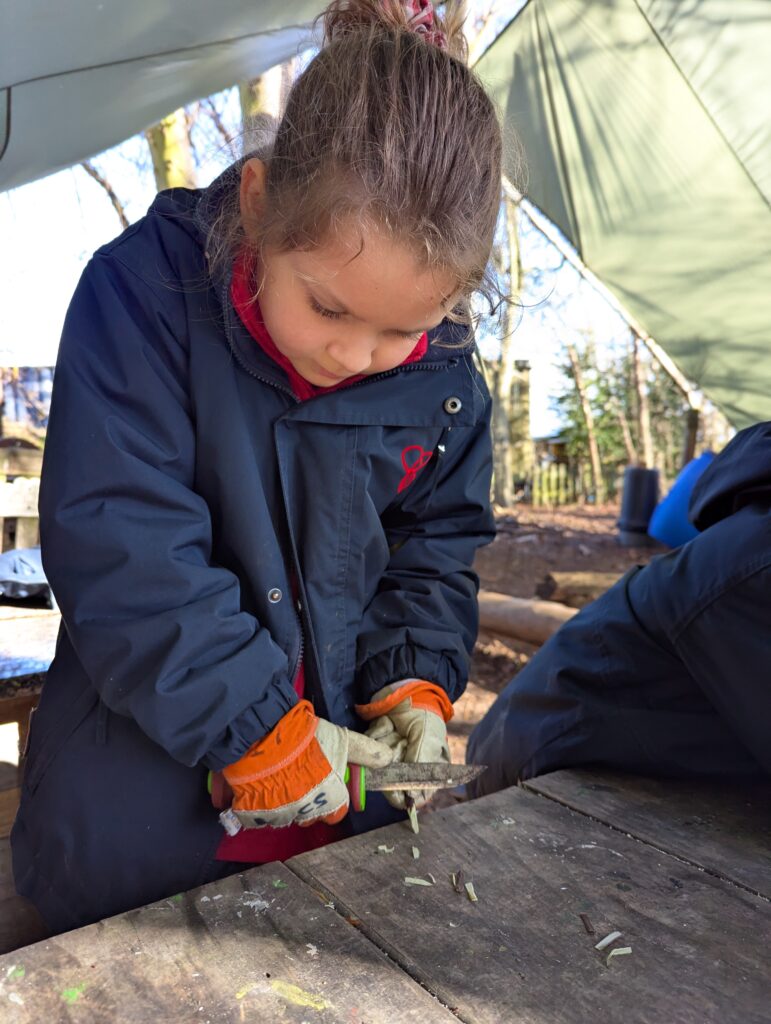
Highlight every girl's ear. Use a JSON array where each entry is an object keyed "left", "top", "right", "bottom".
[{"left": 240, "top": 158, "right": 268, "bottom": 237}]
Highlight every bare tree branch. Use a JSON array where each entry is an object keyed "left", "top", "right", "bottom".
[
  {"left": 203, "top": 98, "right": 236, "bottom": 148},
  {"left": 80, "top": 160, "right": 129, "bottom": 229}
]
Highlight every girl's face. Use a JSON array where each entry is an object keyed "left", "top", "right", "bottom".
[{"left": 240, "top": 160, "right": 458, "bottom": 388}]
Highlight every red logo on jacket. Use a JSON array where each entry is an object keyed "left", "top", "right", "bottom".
[{"left": 397, "top": 445, "right": 433, "bottom": 493}]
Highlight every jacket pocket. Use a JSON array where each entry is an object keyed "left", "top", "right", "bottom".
[{"left": 23, "top": 684, "right": 99, "bottom": 795}]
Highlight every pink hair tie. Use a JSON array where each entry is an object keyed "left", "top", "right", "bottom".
[{"left": 402, "top": 0, "right": 448, "bottom": 50}]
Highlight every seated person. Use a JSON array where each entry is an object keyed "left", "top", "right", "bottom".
[{"left": 467, "top": 422, "right": 771, "bottom": 797}]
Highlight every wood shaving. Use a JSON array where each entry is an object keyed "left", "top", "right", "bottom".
[
  {"left": 450, "top": 870, "right": 464, "bottom": 893},
  {"left": 465, "top": 881, "right": 478, "bottom": 902},
  {"left": 404, "top": 876, "right": 434, "bottom": 886},
  {"left": 412, "top": 846, "right": 420, "bottom": 859},
  {"left": 377, "top": 845, "right": 394, "bottom": 854},
  {"left": 606, "top": 947, "right": 632, "bottom": 965},
  {"left": 595, "top": 930, "right": 623, "bottom": 951},
  {"left": 407, "top": 803, "right": 419, "bottom": 834}
]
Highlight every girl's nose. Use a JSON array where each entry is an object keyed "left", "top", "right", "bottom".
[{"left": 327, "top": 336, "right": 375, "bottom": 375}]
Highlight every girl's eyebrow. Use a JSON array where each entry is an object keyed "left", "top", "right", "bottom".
[{"left": 296, "top": 271, "right": 448, "bottom": 334}]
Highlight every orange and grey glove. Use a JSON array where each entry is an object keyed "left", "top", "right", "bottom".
[
  {"left": 222, "top": 699, "right": 393, "bottom": 829},
  {"left": 355, "top": 679, "right": 454, "bottom": 810}
]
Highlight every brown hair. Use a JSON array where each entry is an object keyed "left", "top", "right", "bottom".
[{"left": 210, "top": 0, "right": 502, "bottom": 324}]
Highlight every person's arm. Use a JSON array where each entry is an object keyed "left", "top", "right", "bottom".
[
  {"left": 666, "top": 522, "right": 771, "bottom": 773},
  {"left": 354, "top": 376, "right": 495, "bottom": 705},
  {"left": 41, "top": 251, "right": 297, "bottom": 771}
]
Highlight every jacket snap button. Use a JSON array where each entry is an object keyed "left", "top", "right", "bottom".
[
  {"left": 267, "top": 588, "right": 282, "bottom": 603},
  {"left": 443, "top": 396, "right": 462, "bottom": 414}
]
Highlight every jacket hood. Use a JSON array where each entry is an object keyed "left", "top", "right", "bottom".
[{"left": 689, "top": 421, "right": 771, "bottom": 530}]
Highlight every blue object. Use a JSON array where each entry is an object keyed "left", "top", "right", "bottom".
[{"left": 648, "top": 451, "right": 714, "bottom": 548}]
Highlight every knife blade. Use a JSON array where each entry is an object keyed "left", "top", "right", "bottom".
[{"left": 362, "top": 762, "right": 486, "bottom": 791}]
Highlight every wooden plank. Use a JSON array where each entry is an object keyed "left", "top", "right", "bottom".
[
  {"left": 12, "top": 518, "right": 39, "bottom": 550},
  {"left": 0, "top": 479, "right": 39, "bottom": 519},
  {"left": 0, "top": 838, "right": 50, "bottom": 956},
  {"left": 0, "top": 787, "right": 19, "bottom": 840},
  {"left": 0, "top": 614, "right": 59, "bottom": 680},
  {"left": 524, "top": 770, "right": 771, "bottom": 898},
  {"left": 0, "top": 862, "right": 460, "bottom": 1023},
  {"left": 0, "top": 450, "right": 44, "bottom": 480},
  {"left": 0, "top": 694, "right": 38, "bottom": 730},
  {"left": 290, "top": 787, "right": 771, "bottom": 1024}
]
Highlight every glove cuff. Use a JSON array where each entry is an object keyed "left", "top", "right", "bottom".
[
  {"left": 356, "top": 679, "right": 454, "bottom": 723},
  {"left": 223, "top": 699, "right": 321, "bottom": 787}
]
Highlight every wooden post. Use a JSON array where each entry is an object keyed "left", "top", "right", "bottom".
[{"left": 682, "top": 407, "right": 700, "bottom": 468}]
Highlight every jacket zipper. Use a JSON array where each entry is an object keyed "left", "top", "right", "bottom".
[{"left": 223, "top": 299, "right": 460, "bottom": 705}]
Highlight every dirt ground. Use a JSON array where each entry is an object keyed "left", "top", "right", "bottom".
[{"left": 446, "top": 504, "right": 664, "bottom": 768}]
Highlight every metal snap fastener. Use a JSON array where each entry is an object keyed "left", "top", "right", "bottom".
[
  {"left": 267, "top": 588, "right": 282, "bottom": 603},
  {"left": 443, "top": 396, "right": 462, "bottom": 414}
]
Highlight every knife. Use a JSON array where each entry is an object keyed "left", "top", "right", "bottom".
[
  {"left": 209, "top": 761, "right": 486, "bottom": 829},
  {"left": 345, "top": 762, "right": 486, "bottom": 811}
]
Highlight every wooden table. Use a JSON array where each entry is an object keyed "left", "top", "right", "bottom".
[{"left": 1, "top": 770, "right": 769, "bottom": 1023}]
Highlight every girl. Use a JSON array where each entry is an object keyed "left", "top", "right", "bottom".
[{"left": 12, "top": 0, "right": 503, "bottom": 932}]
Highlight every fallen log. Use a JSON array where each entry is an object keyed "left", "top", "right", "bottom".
[
  {"left": 478, "top": 591, "right": 577, "bottom": 645},
  {"left": 535, "top": 570, "right": 621, "bottom": 608}
]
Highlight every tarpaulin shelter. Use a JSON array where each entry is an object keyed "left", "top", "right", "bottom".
[
  {"left": 0, "top": 1, "right": 318, "bottom": 191},
  {"left": 477, "top": 0, "right": 771, "bottom": 427},
  {"left": 2, "top": 0, "right": 769, "bottom": 425}
]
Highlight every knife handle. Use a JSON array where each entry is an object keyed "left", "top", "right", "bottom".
[
  {"left": 345, "top": 763, "right": 367, "bottom": 813},
  {"left": 209, "top": 767, "right": 367, "bottom": 813}
]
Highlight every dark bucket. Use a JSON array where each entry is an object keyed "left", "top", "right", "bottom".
[{"left": 617, "top": 466, "right": 659, "bottom": 546}]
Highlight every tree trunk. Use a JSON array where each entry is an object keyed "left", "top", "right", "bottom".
[
  {"left": 565, "top": 341, "right": 605, "bottom": 503},
  {"left": 491, "top": 197, "right": 522, "bottom": 507},
  {"left": 145, "top": 108, "right": 196, "bottom": 190},
  {"left": 612, "top": 397, "right": 638, "bottom": 464},
  {"left": 681, "top": 406, "right": 700, "bottom": 468},
  {"left": 478, "top": 591, "right": 577, "bottom": 645},
  {"left": 632, "top": 334, "right": 655, "bottom": 468}
]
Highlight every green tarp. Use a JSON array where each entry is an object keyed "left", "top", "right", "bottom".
[
  {"left": 0, "top": 1, "right": 318, "bottom": 192},
  {"left": 477, "top": 0, "right": 771, "bottom": 427}
]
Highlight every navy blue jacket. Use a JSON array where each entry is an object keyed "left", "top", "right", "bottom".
[
  {"left": 12, "top": 168, "right": 494, "bottom": 930},
  {"left": 468, "top": 422, "right": 771, "bottom": 793}
]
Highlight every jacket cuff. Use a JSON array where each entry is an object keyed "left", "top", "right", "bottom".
[
  {"left": 357, "top": 645, "right": 465, "bottom": 706},
  {"left": 203, "top": 681, "right": 299, "bottom": 771}
]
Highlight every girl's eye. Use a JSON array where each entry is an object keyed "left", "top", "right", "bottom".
[
  {"left": 392, "top": 330, "right": 424, "bottom": 343},
  {"left": 309, "top": 295, "right": 343, "bottom": 320}
]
